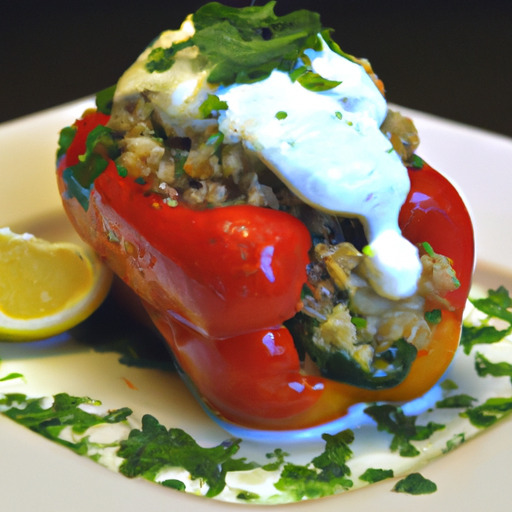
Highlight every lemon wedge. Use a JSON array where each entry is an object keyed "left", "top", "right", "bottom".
[{"left": 0, "top": 227, "right": 112, "bottom": 341}]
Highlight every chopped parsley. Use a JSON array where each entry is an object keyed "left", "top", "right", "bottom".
[
  {"left": 0, "top": 392, "right": 132, "bottom": 454},
  {"left": 95, "top": 84, "right": 116, "bottom": 115},
  {"left": 146, "top": 2, "right": 321, "bottom": 85},
  {"left": 116, "top": 164, "right": 128, "bottom": 177},
  {"left": 359, "top": 467, "right": 394, "bottom": 483},
  {"left": 364, "top": 404, "right": 445, "bottom": 457},
  {"left": 273, "top": 430, "right": 354, "bottom": 500},
  {"left": 289, "top": 64, "right": 341, "bottom": 92},
  {"left": 362, "top": 245, "right": 375, "bottom": 257},
  {"left": 470, "top": 286, "right": 512, "bottom": 323},
  {"left": 351, "top": 316, "right": 367, "bottom": 329},
  {"left": 461, "top": 396, "right": 512, "bottom": 428},
  {"left": 56, "top": 125, "right": 77, "bottom": 160},
  {"left": 392, "top": 473, "right": 437, "bottom": 495},
  {"left": 461, "top": 324, "right": 512, "bottom": 355},
  {"left": 0, "top": 369, "right": 24, "bottom": 383},
  {"left": 443, "top": 432, "right": 466, "bottom": 453},
  {"left": 410, "top": 154, "right": 425, "bottom": 169},
  {"left": 144, "top": 1, "right": 348, "bottom": 93},
  {"left": 62, "top": 124, "right": 119, "bottom": 210},
  {"left": 461, "top": 286, "right": 512, "bottom": 354},
  {"left": 425, "top": 309, "right": 442, "bottom": 325},
  {"left": 422, "top": 241, "right": 435, "bottom": 257},
  {"left": 198, "top": 94, "right": 228, "bottom": 118},
  {"left": 205, "top": 131, "right": 224, "bottom": 151},
  {"left": 475, "top": 352, "right": 512, "bottom": 383},
  {"left": 440, "top": 378, "right": 459, "bottom": 391},
  {"left": 161, "top": 479, "right": 186, "bottom": 491},
  {"left": 262, "top": 447, "right": 288, "bottom": 471},
  {"left": 435, "top": 394, "right": 477, "bottom": 408},
  {"left": 118, "top": 414, "right": 256, "bottom": 498}
]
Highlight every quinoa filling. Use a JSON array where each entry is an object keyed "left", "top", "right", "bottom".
[{"left": 105, "top": 90, "right": 458, "bottom": 383}]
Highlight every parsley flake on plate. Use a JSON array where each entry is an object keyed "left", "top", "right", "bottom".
[{"left": 392, "top": 472, "right": 437, "bottom": 495}]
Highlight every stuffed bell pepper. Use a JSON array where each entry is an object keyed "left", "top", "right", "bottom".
[{"left": 56, "top": 2, "right": 474, "bottom": 431}]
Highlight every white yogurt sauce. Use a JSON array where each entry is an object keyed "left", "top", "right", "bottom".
[{"left": 115, "top": 23, "right": 422, "bottom": 300}]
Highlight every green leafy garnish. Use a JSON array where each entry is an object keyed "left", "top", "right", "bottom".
[
  {"left": 274, "top": 430, "right": 354, "bottom": 500},
  {"left": 351, "top": 316, "right": 367, "bottom": 329},
  {"left": 443, "top": 432, "right": 466, "bottom": 453},
  {"left": 0, "top": 372, "right": 23, "bottom": 383},
  {"left": 262, "top": 447, "right": 289, "bottom": 471},
  {"left": 116, "top": 164, "right": 128, "bottom": 178},
  {"left": 0, "top": 392, "right": 131, "bottom": 453},
  {"left": 392, "top": 473, "right": 437, "bottom": 495},
  {"left": 461, "top": 324, "right": 512, "bottom": 355},
  {"left": 425, "top": 309, "right": 442, "bottom": 325},
  {"left": 56, "top": 125, "right": 77, "bottom": 160},
  {"left": 410, "top": 154, "right": 425, "bottom": 169},
  {"left": 205, "top": 131, "right": 224, "bottom": 152},
  {"left": 461, "top": 286, "right": 512, "bottom": 354},
  {"left": 145, "top": 44, "right": 188, "bottom": 73},
  {"left": 118, "top": 414, "right": 256, "bottom": 497},
  {"left": 440, "top": 378, "right": 459, "bottom": 391},
  {"left": 236, "top": 490, "right": 261, "bottom": 501},
  {"left": 460, "top": 396, "right": 512, "bottom": 428},
  {"left": 297, "top": 71, "right": 341, "bottom": 91},
  {"left": 362, "top": 245, "right": 375, "bottom": 257},
  {"left": 95, "top": 84, "right": 117, "bottom": 115},
  {"left": 436, "top": 394, "right": 477, "bottom": 408},
  {"left": 146, "top": 1, "right": 323, "bottom": 86},
  {"left": 161, "top": 479, "right": 186, "bottom": 491},
  {"left": 475, "top": 352, "right": 512, "bottom": 383},
  {"left": 470, "top": 286, "right": 512, "bottom": 323},
  {"left": 364, "top": 404, "right": 445, "bottom": 457},
  {"left": 62, "top": 124, "right": 119, "bottom": 210},
  {"left": 359, "top": 467, "right": 394, "bottom": 483},
  {"left": 422, "top": 241, "right": 435, "bottom": 257},
  {"left": 289, "top": 64, "right": 341, "bottom": 91},
  {"left": 198, "top": 94, "right": 228, "bottom": 118},
  {"left": 275, "top": 110, "right": 288, "bottom": 120}
]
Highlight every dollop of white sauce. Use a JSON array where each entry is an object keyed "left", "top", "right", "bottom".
[
  {"left": 115, "top": 27, "right": 422, "bottom": 299},
  {"left": 216, "top": 40, "right": 421, "bottom": 299}
]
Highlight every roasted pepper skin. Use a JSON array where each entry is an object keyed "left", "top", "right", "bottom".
[
  {"left": 292, "top": 159, "right": 476, "bottom": 393},
  {"left": 59, "top": 160, "right": 311, "bottom": 339},
  {"left": 400, "top": 161, "right": 475, "bottom": 314},
  {"left": 58, "top": 112, "right": 311, "bottom": 339},
  {"left": 57, "top": 110, "right": 474, "bottom": 431}
]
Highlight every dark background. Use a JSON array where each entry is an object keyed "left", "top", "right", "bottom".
[{"left": 2, "top": 0, "right": 511, "bottom": 137}]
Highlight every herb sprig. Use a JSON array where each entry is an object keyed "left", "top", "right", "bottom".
[
  {"left": 145, "top": 2, "right": 344, "bottom": 92},
  {"left": 461, "top": 286, "right": 512, "bottom": 354}
]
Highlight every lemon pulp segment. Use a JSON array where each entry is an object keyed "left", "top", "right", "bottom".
[{"left": 0, "top": 228, "right": 112, "bottom": 341}]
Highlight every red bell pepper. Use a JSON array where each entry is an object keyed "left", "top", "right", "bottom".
[{"left": 57, "top": 110, "right": 474, "bottom": 431}]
